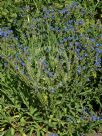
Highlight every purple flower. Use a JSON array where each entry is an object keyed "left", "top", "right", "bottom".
[{"left": 20, "top": 61, "right": 25, "bottom": 67}]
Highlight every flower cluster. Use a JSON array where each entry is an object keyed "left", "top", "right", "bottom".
[{"left": 1, "top": 2, "right": 101, "bottom": 82}]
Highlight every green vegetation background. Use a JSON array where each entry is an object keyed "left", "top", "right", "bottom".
[{"left": 0, "top": 0, "right": 102, "bottom": 136}]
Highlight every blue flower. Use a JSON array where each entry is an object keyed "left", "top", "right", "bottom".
[
  {"left": 63, "top": 37, "right": 67, "bottom": 42},
  {"left": 96, "top": 48, "right": 102, "bottom": 54},
  {"left": 96, "top": 43, "right": 101, "bottom": 47},
  {"left": 0, "top": 28, "right": 13, "bottom": 37},
  {"left": 49, "top": 133, "right": 58, "bottom": 136},
  {"left": 68, "top": 20, "right": 74, "bottom": 24},
  {"left": 21, "top": 61, "right": 25, "bottom": 67},
  {"left": 80, "top": 33, "right": 83, "bottom": 37},
  {"left": 75, "top": 42, "right": 80, "bottom": 46},
  {"left": 91, "top": 116, "right": 97, "bottom": 121},
  {"left": 56, "top": 27, "right": 60, "bottom": 32},
  {"left": 90, "top": 38, "right": 95, "bottom": 42},
  {"left": 78, "top": 20, "right": 83, "bottom": 25},
  {"left": 20, "top": 60, "right": 25, "bottom": 67},
  {"left": 59, "top": 8, "right": 68, "bottom": 14},
  {"left": 70, "top": 2, "right": 78, "bottom": 10}
]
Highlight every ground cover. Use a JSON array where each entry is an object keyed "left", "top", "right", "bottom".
[{"left": 0, "top": 0, "right": 102, "bottom": 135}]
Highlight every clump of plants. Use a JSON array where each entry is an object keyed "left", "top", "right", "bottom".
[{"left": 0, "top": 0, "right": 102, "bottom": 136}]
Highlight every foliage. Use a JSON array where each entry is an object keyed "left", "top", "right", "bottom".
[{"left": 0, "top": 0, "right": 102, "bottom": 136}]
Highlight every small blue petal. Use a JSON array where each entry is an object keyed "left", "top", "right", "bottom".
[{"left": 91, "top": 116, "right": 97, "bottom": 121}]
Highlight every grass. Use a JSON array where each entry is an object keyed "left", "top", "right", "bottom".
[{"left": 0, "top": 0, "right": 102, "bottom": 135}]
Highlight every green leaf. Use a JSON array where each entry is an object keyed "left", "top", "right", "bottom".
[
  {"left": 4, "top": 128, "right": 15, "bottom": 136},
  {"left": 20, "top": 117, "right": 26, "bottom": 127},
  {"left": 29, "top": 106, "right": 37, "bottom": 115}
]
